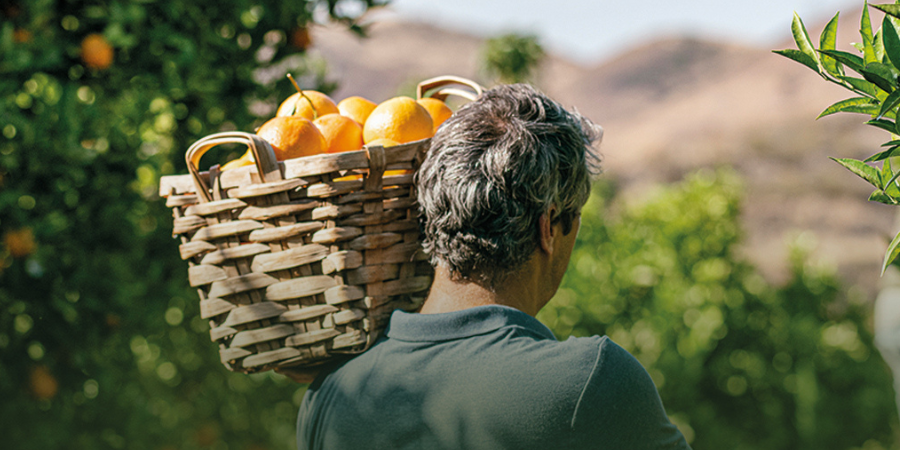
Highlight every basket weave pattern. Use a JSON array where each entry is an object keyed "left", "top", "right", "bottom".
[{"left": 161, "top": 136, "right": 432, "bottom": 373}]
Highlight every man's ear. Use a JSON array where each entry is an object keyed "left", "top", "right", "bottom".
[{"left": 538, "top": 206, "right": 558, "bottom": 255}]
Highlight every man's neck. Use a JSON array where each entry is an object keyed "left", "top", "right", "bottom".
[{"left": 418, "top": 263, "right": 548, "bottom": 317}]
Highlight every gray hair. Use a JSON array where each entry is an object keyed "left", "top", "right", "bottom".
[{"left": 416, "top": 83, "right": 603, "bottom": 285}]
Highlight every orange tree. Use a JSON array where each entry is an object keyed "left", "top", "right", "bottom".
[
  {"left": 0, "top": 1, "right": 384, "bottom": 449},
  {"left": 776, "top": 1, "right": 900, "bottom": 273},
  {"left": 542, "top": 170, "right": 898, "bottom": 449}
]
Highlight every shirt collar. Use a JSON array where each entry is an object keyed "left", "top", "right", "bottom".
[{"left": 385, "top": 304, "right": 557, "bottom": 342}]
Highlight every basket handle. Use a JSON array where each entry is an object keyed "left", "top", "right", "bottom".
[
  {"left": 416, "top": 76, "right": 484, "bottom": 102},
  {"left": 185, "top": 132, "right": 282, "bottom": 203}
]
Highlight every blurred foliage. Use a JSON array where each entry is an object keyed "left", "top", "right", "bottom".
[
  {"left": 540, "top": 169, "right": 899, "bottom": 450},
  {"left": 776, "top": 2, "right": 900, "bottom": 272},
  {"left": 480, "top": 32, "right": 544, "bottom": 84},
  {"left": 0, "top": 0, "right": 384, "bottom": 449}
]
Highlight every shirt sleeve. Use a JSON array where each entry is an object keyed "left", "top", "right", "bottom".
[{"left": 570, "top": 337, "right": 691, "bottom": 450}]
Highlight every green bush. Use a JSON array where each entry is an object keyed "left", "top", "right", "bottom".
[
  {"left": 0, "top": 1, "right": 381, "bottom": 449},
  {"left": 539, "top": 169, "right": 899, "bottom": 450}
]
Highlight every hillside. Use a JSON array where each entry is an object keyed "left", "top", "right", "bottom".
[{"left": 309, "top": 15, "right": 895, "bottom": 293}]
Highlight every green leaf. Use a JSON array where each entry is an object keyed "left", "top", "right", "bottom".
[
  {"left": 820, "top": 13, "right": 842, "bottom": 76},
  {"left": 882, "top": 157, "right": 900, "bottom": 195},
  {"left": 881, "top": 139, "right": 900, "bottom": 147},
  {"left": 819, "top": 97, "right": 878, "bottom": 118},
  {"left": 865, "top": 145, "right": 900, "bottom": 162},
  {"left": 883, "top": 14, "right": 900, "bottom": 68},
  {"left": 839, "top": 76, "right": 880, "bottom": 96},
  {"left": 863, "top": 1, "right": 879, "bottom": 64},
  {"left": 773, "top": 49, "right": 819, "bottom": 72},
  {"left": 876, "top": 28, "right": 887, "bottom": 63},
  {"left": 869, "top": 189, "right": 898, "bottom": 204},
  {"left": 850, "top": 103, "right": 883, "bottom": 115},
  {"left": 872, "top": 3, "right": 900, "bottom": 20},
  {"left": 792, "top": 12, "right": 822, "bottom": 71},
  {"left": 830, "top": 157, "right": 883, "bottom": 188},
  {"left": 885, "top": 162, "right": 900, "bottom": 189},
  {"left": 821, "top": 50, "right": 865, "bottom": 72},
  {"left": 883, "top": 230, "right": 900, "bottom": 275},
  {"left": 860, "top": 63, "right": 898, "bottom": 91},
  {"left": 878, "top": 88, "right": 900, "bottom": 119},
  {"left": 867, "top": 118, "right": 899, "bottom": 133}
]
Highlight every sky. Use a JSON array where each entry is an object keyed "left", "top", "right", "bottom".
[{"left": 374, "top": 0, "right": 863, "bottom": 64}]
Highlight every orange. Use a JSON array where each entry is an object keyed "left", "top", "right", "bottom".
[
  {"left": 364, "top": 139, "right": 410, "bottom": 176},
  {"left": 314, "top": 114, "right": 364, "bottom": 153},
  {"left": 276, "top": 90, "right": 339, "bottom": 120},
  {"left": 290, "top": 27, "right": 312, "bottom": 51},
  {"left": 363, "top": 96, "right": 434, "bottom": 144},
  {"left": 417, "top": 98, "right": 453, "bottom": 132},
  {"left": 337, "top": 96, "right": 378, "bottom": 126},
  {"left": 29, "top": 365, "right": 58, "bottom": 401},
  {"left": 4, "top": 228, "right": 35, "bottom": 258},
  {"left": 221, "top": 147, "right": 255, "bottom": 170},
  {"left": 256, "top": 116, "right": 326, "bottom": 160},
  {"left": 365, "top": 138, "right": 400, "bottom": 148},
  {"left": 13, "top": 28, "right": 32, "bottom": 43},
  {"left": 81, "top": 34, "right": 114, "bottom": 70}
]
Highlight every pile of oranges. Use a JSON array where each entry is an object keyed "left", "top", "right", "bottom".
[{"left": 221, "top": 81, "right": 454, "bottom": 173}]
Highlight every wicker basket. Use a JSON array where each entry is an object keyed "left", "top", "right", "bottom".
[{"left": 158, "top": 76, "right": 483, "bottom": 373}]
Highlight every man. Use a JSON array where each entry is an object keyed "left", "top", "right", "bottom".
[{"left": 295, "top": 84, "right": 691, "bottom": 449}]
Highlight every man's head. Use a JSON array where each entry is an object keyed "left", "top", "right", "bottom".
[{"left": 416, "top": 84, "right": 603, "bottom": 288}]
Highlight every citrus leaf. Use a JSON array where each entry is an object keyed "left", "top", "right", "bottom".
[
  {"left": 878, "top": 88, "right": 900, "bottom": 119},
  {"left": 831, "top": 156, "right": 883, "bottom": 188},
  {"left": 885, "top": 162, "right": 900, "bottom": 190},
  {"left": 865, "top": 145, "right": 900, "bottom": 162},
  {"left": 839, "top": 76, "right": 880, "bottom": 96},
  {"left": 882, "top": 158, "right": 900, "bottom": 196},
  {"left": 820, "top": 12, "right": 842, "bottom": 76},
  {"left": 847, "top": 103, "right": 882, "bottom": 116},
  {"left": 881, "top": 139, "right": 900, "bottom": 147},
  {"left": 872, "top": 3, "right": 900, "bottom": 20},
  {"left": 876, "top": 28, "right": 887, "bottom": 63},
  {"left": 821, "top": 50, "right": 865, "bottom": 72},
  {"left": 869, "top": 189, "right": 898, "bottom": 204},
  {"left": 867, "top": 118, "right": 899, "bottom": 133},
  {"left": 863, "top": 1, "right": 879, "bottom": 64},
  {"left": 818, "top": 97, "right": 878, "bottom": 118},
  {"left": 792, "top": 12, "right": 821, "bottom": 70},
  {"left": 860, "top": 63, "right": 898, "bottom": 92},
  {"left": 774, "top": 49, "right": 819, "bottom": 72},
  {"left": 883, "top": 230, "right": 900, "bottom": 275},
  {"left": 883, "top": 14, "right": 900, "bottom": 68}
]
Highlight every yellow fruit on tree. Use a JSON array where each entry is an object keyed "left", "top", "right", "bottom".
[
  {"left": 4, "top": 228, "right": 35, "bottom": 258},
  {"left": 290, "top": 27, "right": 312, "bottom": 51},
  {"left": 81, "top": 33, "right": 114, "bottom": 70},
  {"left": 363, "top": 96, "right": 434, "bottom": 145},
  {"left": 276, "top": 90, "right": 339, "bottom": 120},
  {"left": 256, "top": 116, "right": 326, "bottom": 160},
  {"left": 337, "top": 96, "right": 378, "bottom": 126},
  {"left": 29, "top": 365, "right": 58, "bottom": 401},
  {"left": 417, "top": 97, "right": 453, "bottom": 132},
  {"left": 314, "top": 114, "right": 364, "bottom": 154}
]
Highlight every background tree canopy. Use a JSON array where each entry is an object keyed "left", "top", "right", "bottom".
[
  {"left": 0, "top": 1, "right": 384, "bottom": 449},
  {"left": 0, "top": 1, "right": 897, "bottom": 449}
]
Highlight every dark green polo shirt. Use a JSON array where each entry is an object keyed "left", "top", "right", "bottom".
[{"left": 297, "top": 305, "right": 690, "bottom": 450}]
